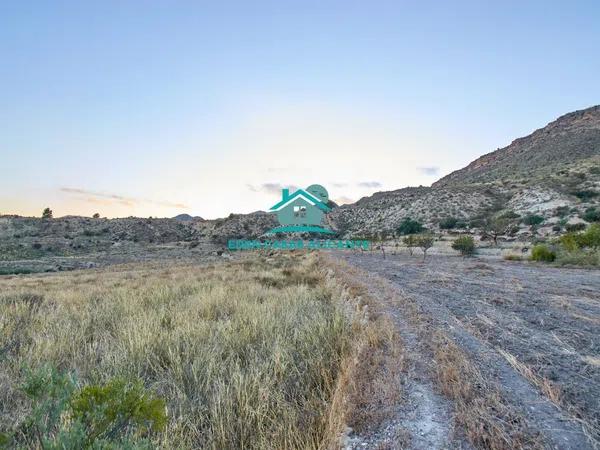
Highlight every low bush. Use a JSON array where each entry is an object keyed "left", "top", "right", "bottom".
[
  {"left": 582, "top": 207, "right": 600, "bottom": 223},
  {"left": 530, "top": 244, "right": 556, "bottom": 262},
  {"left": 522, "top": 214, "right": 544, "bottom": 226},
  {"left": 566, "top": 223, "right": 586, "bottom": 232},
  {"left": 571, "top": 190, "right": 598, "bottom": 201},
  {"left": 451, "top": 235, "right": 476, "bottom": 256},
  {"left": 1, "top": 366, "right": 166, "bottom": 448},
  {"left": 439, "top": 217, "right": 458, "bottom": 230}
]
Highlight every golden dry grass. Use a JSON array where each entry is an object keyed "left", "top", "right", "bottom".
[{"left": 0, "top": 252, "right": 383, "bottom": 449}]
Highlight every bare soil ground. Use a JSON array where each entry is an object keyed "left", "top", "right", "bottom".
[{"left": 326, "top": 251, "right": 600, "bottom": 449}]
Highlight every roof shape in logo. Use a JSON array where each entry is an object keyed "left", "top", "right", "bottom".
[{"left": 269, "top": 187, "right": 331, "bottom": 212}]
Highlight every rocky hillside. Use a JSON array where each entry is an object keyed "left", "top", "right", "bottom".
[
  {"left": 0, "top": 216, "right": 201, "bottom": 261},
  {"left": 328, "top": 105, "right": 600, "bottom": 239},
  {"left": 2, "top": 106, "right": 599, "bottom": 250},
  {"left": 434, "top": 105, "right": 600, "bottom": 188}
]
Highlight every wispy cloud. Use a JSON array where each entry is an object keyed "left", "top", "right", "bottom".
[
  {"left": 357, "top": 181, "right": 382, "bottom": 188},
  {"left": 246, "top": 183, "right": 299, "bottom": 195},
  {"left": 332, "top": 182, "right": 348, "bottom": 188},
  {"left": 60, "top": 188, "right": 188, "bottom": 209},
  {"left": 417, "top": 166, "right": 440, "bottom": 176}
]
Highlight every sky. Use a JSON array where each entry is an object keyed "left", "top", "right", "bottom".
[{"left": 1, "top": 1, "right": 599, "bottom": 219}]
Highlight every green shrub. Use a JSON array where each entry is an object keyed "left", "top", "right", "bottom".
[
  {"left": 397, "top": 218, "right": 424, "bottom": 235},
  {"left": 439, "top": 217, "right": 458, "bottom": 230},
  {"left": 4, "top": 365, "right": 166, "bottom": 449},
  {"left": 451, "top": 235, "right": 476, "bottom": 256},
  {"left": 530, "top": 244, "right": 556, "bottom": 262},
  {"left": 578, "top": 223, "right": 600, "bottom": 249},
  {"left": 582, "top": 207, "right": 600, "bottom": 223},
  {"left": 522, "top": 214, "right": 544, "bottom": 226},
  {"left": 566, "top": 223, "right": 586, "bottom": 232},
  {"left": 571, "top": 190, "right": 598, "bottom": 201}
]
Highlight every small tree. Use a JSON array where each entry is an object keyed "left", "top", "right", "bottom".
[
  {"left": 415, "top": 234, "right": 434, "bottom": 261},
  {"left": 484, "top": 217, "right": 509, "bottom": 246},
  {"left": 403, "top": 234, "right": 417, "bottom": 256},
  {"left": 92, "top": 213, "right": 100, "bottom": 219},
  {"left": 42, "top": 208, "right": 53, "bottom": 219},
  {"left": 452, "top": 235, "right": 476, "bottom": 256}
]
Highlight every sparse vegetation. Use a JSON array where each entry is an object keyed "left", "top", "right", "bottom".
[
  {"left": 402, "top": 234, "right": 417, "bottom": 256},
  {"left": 0, "top": 254, "right": 362, "bottom": 448},
  {"left": 452, "top": 235, "right": 476, "bottom": 256}
]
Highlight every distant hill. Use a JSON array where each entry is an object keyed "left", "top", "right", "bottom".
[{"left": 173, "top": 213, "right": 203, "bottom": 222}]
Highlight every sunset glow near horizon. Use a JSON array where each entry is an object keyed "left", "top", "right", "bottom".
[{"left": 1, "top": 1, "right": 599, "bottom": 219}]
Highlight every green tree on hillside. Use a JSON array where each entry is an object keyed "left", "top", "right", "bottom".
[
  {"left": 397, "top": 218, "right": 424, "bottom": 235},
  {"left": 42, "top": 208, "right": 53, "bottom": 219}
]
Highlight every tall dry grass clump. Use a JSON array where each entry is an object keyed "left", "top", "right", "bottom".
[{"left": 0, "top": 253, "right": 359, "bottom": 449}]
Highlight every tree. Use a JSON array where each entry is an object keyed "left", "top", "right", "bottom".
[
  {"left": 415, "top": 234, "right": 434, "bottom": 261},
  {"left": 42, "top": 207, "right": 53, "bottom": 219},
  {"left": 402, "top": 234, "right": 417, "bottom": 256},
  {"left": 452, "top": 235, "right": 476, "bottom": 256},
  {"left": 397, "top": 218, "right": 424, "bottom": 235},
  {"left": 92, "top": 213, "right": 100, "bottom": 219},
  {"left": 484, "top": 217, "right": 509, "bottom": 246}
]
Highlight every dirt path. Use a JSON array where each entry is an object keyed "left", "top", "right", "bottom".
[{"left": 328, "top": 251, "right": 599, "bottom": 449}]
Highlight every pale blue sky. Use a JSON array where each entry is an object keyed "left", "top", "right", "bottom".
[{"left": 1, "top": 1, "right": 599, "bottom": 218}]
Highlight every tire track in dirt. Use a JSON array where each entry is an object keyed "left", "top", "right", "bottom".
[{"left": 330, "top": 251, "right": 596, "bottom": 450}]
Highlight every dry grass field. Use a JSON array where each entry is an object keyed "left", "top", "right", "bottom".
[{"left": 0, "top": 252, "right": 396, "bottom": 449}]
